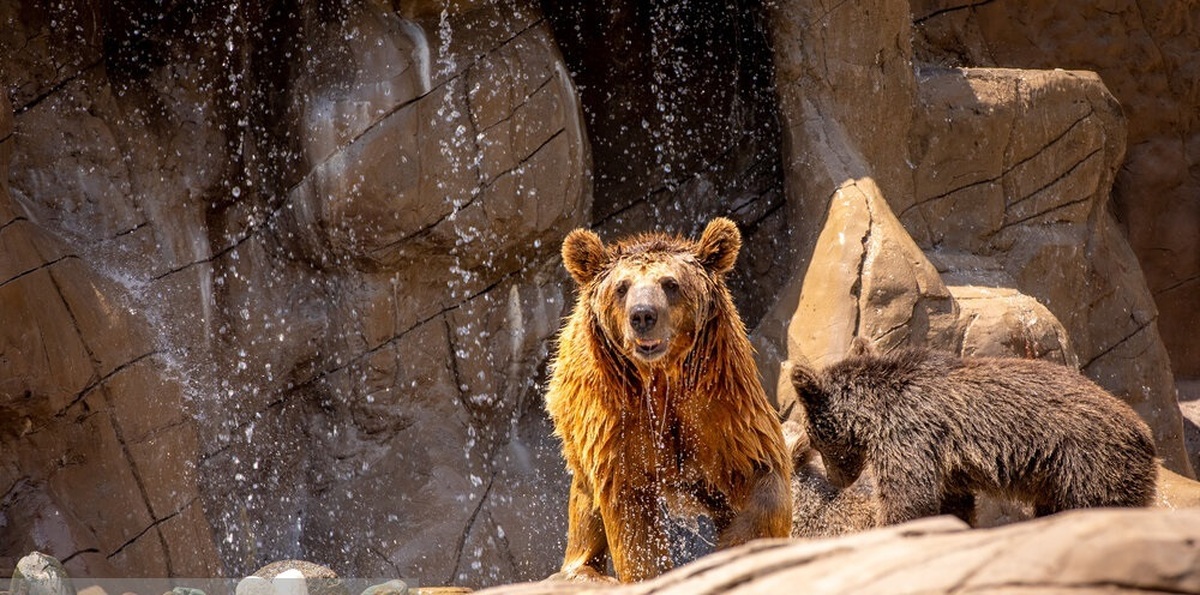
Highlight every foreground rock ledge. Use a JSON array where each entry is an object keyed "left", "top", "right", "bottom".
[{"left": 479, "top": 508, "right": 1200, "bottom": 594}]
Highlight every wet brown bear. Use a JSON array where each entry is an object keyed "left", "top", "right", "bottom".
[
  {"left": 790, "top": 338, "right": 1157, "bottom": 527},
  {"left": 545, "top": 218, "right": 792, "bottom": 582}
]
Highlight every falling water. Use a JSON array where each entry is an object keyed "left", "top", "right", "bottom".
[{"left": 1, "top": 0, "right": 788, "bottom": 589}]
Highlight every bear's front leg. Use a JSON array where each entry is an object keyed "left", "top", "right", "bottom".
[
  {"left": 599, "top": 485, "right": 671, "bottom": 582},
  {"left": 875, "top": 459, "right": 941, "bottom": 525},
  {"left": 552, "top": 473, "right": 613, "bottom": 582},
  {"left": 717, "top": 466, "right": 792, "bottom": 548}
]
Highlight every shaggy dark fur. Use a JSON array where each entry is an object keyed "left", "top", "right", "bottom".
[
  {"left": 790, "top": 338, "right": 1157, "bottom": 526},
  {"left": 784, "top": 421, "right": 878, "bottom": 537}
]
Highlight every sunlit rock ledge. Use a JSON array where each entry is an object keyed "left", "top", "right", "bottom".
[{"left": 478, "top": 508, "right": 1200, "bottom": 594}]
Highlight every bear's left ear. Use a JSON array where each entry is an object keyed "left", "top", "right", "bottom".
[
  {"left": 562, "top": 228, "right": 608, "bottom": 285},
  {"left": 789, "top": 360, "right": 823, "bottom": 405},
  {"left": 695, "top": 217, "right": 741, "bottom": 275}
]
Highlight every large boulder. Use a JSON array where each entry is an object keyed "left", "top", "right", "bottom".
[
  {"left": 475, "top": 509, "right": 1200, "bottom": 594},
  {"left": 912, "top": 0, "right": 1200, "bottom": 380}
]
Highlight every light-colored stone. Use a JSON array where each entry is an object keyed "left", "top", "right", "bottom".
[
  {"left": 12, "top": 552, "right": 76, "bottom": 595},
  {"left": 946, "top": 285, "right": 1076, "bottom": 365},
  {"left": 1158, "top": 464, "right": 1200, "bottom": 510},
  {"left": 477, "top": 509, "right": 1200, "bottom": 594},
  {"left": 757, "top": 178, "right": 958, "bottom": 413},
  {"left": 359, "top": 580, "right": 409, "bottom": 595}
]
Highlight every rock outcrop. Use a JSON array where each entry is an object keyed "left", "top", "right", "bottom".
[
  {"left": 476, "top": 509, "right": 1200, "bottom": 594},
  {"left": 912, "top": 0, "right": 1200, "bottom": 381},
  {"left": 2, "top": 0, "right": 587, "bottom": 585}
]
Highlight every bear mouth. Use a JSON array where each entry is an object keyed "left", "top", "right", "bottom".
[{"left": 634, "top": 339, "right": 667, "bottom": 360}]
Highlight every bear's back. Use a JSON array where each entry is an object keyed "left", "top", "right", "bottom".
[{"left": 828, "top": 347, "right": 1154, "bottom": 467}]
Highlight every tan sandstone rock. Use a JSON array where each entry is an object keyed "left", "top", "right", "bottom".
[
  {"left": 912, "top": 0, "right": 1200, "bottom": 380},
  {"left": 476, "top": 509, "right": 1200, "bottom": 595},
  {"left": 909, "top": 66, "right": 1193, "bottom": 476}
]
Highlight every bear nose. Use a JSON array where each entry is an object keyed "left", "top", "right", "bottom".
[{"left": 629, "top": 305, "right": 658, "bottom": 335}]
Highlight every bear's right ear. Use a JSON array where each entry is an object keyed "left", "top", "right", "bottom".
[
  {"left": 562, "top": 228, "right": 607, "bottom": 285},
  {"left": 847, "top": 336, "right": 877, "bottom": 358},
  {"left": 695, "top": 217, "right": 741, "bottom": 275},
  {"left": 789, "top": 360, "right": 823, "bottom": 404}
]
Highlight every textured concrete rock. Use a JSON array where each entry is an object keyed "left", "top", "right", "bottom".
[
  {"left": 912, "top": 0, "right": 1200, "bottom": 379},
  {"left": 476, "top": 509, "right": 1200, "bottom": 594},
  {"left": 945, "top": 286, "right": 1076, "bottom": 365},
  {"left": 0, "top": 80, "right": 217, "bottom": 578},
  {"left": 3, "top": 0, "right": 1198, "bottom": 588},
  {"left": 753, "top": 0, "right": 1194, "bottom": 479},
  {"left": 1, "top": 0, "right": 586, "bottom": 586},
  {"left": 1159, "top": 465, "right": 1200, "bottom": 510},
  {"left": 757, "top": 178, "right": 956, "bottom": 410}
]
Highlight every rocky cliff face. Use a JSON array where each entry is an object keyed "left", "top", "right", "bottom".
[
  {"left": 912, "top": 1, "right": 1200, "bottom": 380},
  {"left": 1, "top": 0, "right": 587, "bottom": 585},
  {"left": 1, "top": 0, "right": 1196, "bottom": 589}
]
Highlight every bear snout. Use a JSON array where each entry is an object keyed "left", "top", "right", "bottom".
[
  {"left": 630, "top": 305, "right": 658, "bottom": 334},
  {"left": 625, "top": 284, "right": 671, "bottom": 361}
]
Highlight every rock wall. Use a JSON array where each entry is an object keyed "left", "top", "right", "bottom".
[
  {"left": 2, "top": 0, "right": 1197, "bottom": 589},
  {"left": 752, "top": 0, "right": 1196, "bottom": 477},
  {"left": 2, "top": 0, "right": 588, "bottom": 586},
  {"left": 911, "top": 1, "right": 1200, "bottom": 379}
]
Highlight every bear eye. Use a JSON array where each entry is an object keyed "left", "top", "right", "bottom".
[
  {"left": 660, "top": 277, "right": 680, "bottom": 297},
  {"left": 614, "top": 280, "right": 630, "bottom": 298}
]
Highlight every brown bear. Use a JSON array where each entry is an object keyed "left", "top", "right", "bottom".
[
  {"left": 783, "top": 421, "right": 878, "bottom": 538},
  {"left": 790, "top": 338, "right": 1157, "bottom": 527},
  {"left": 544, "top": 217, "right": 792, "bottom": 582}
]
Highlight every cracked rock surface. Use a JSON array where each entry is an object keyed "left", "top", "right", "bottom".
[
  {"left": 476, "top": 509, "right": 1200, "bottom": 594},
  {"left": 752, "top": 0, "right": 1196, "bottom": 478},
  {"left": 1, "top": 0, "right": 586, "bottom": 585}
]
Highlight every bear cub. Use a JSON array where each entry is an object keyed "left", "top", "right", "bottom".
[
  {"left": 790, "top": 338, "right": 1157, "bottom": 526},
  {"left": 783, "top": 421, "right": 878, "bottom": 538}
]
